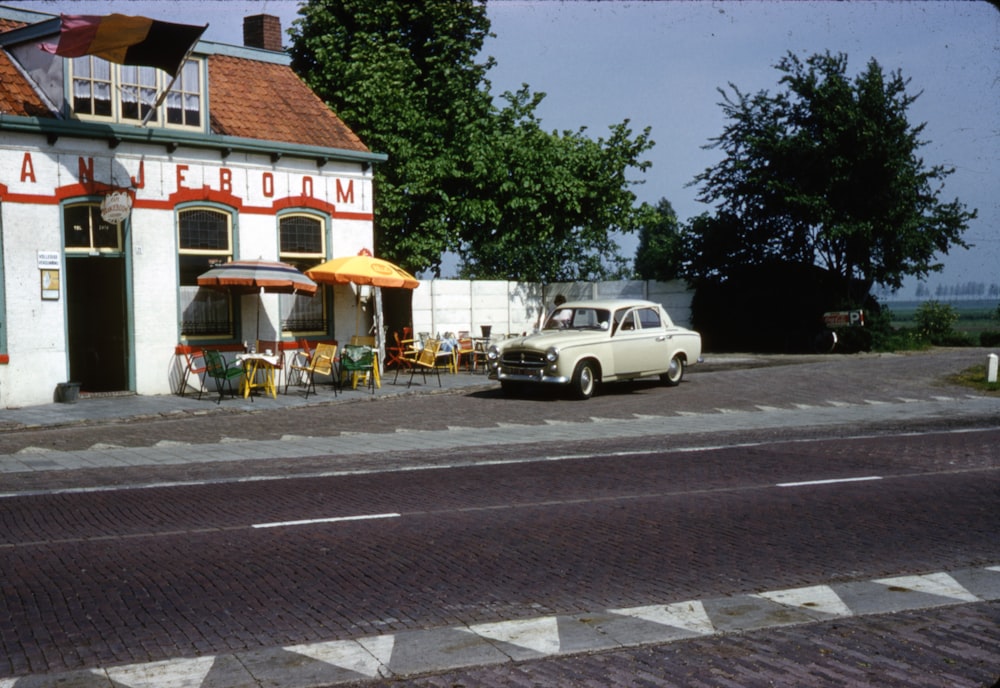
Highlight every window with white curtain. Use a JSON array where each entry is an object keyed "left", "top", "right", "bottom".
[
  {"left": 279, "top": 214, "right": 327, "bottom": 334},
  {"left": 69, "top": 55, "right": 203, "bottom": 130},
  {"left": 178, "top": 208, "right": 232, "bottom": 338}
]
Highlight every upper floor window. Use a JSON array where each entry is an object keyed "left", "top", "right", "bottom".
[
  {"left": 70, "top": 56, "right": 203, "bottom": 129},
  {"left": 279, "top": 214, "right": 327, "bottom": 334},
  {"left": 178, "top": 208, "right": 233, "bottom": 338}
]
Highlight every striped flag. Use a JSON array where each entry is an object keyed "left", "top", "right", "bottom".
[{"left": 41, "top": 14, "right": 206, "bottom": 77}]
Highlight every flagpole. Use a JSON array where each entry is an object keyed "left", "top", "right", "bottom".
[{"left": 140, "top": 28, "right": 205, "bottom": 127}]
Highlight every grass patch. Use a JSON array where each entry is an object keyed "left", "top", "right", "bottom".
[{"left": 947, "top": 364, "right": 1000, "bottom": 394}]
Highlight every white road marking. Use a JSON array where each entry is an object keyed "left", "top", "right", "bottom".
[
  {"left": 609, "top": 600, "right": 715, "bottom": 635},
  {"left": 755, "top": 585, "right": 853, "bottom": 617},
  {"left": 466, "top": 616, "right": 562, "bottom": 655},
  {"left": 286, "top": 635, "right": 392, "bottom": 677},
  {"left": 777, "top": 476, "right": 882, "bottom": 488},
  {"left": 99, "top": 656, "right": 215, "bottom": 688},
  {"left": 873, "top": 572, "right": 980, "bottom": 602},
  {"left": 252, "top": 513, "right": 400, "bottom": 529}
]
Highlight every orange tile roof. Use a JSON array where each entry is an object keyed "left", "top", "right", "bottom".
[
  {"left": 0, "top": 17, "right": 370, "bottom": 155},
  {"left": 0, "top": 18, "right": 51, "bottom": 117},
  {"left": 207, "top": 54, "right": 369, "bottom": 153}
]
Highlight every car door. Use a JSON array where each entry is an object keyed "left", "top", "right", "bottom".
[
  {"left": 611, "top": 307, "right": 654, "bottom": 377},
  {"left": 632, "top": 306, "right": 672, "bottom": 372}
]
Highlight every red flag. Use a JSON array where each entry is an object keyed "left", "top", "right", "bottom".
[{"left": 41, "top": 14, "right": 206, "bottom": 77}]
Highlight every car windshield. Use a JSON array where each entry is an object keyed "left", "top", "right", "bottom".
[{"left": 543, "top": 307, "right": 611, "bottom": 331}]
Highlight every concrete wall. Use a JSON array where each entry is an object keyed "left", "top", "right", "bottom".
[{"left": 409, "top": 279, "right": 693, "bottom": 340}]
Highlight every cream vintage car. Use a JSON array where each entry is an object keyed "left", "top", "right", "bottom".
[{"left": 487, "top": 298, "right": 702, "bottom": 399}]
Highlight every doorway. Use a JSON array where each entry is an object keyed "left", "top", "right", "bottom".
[{"left": 66, "top": 256, "right": 129, "bottom": 392}]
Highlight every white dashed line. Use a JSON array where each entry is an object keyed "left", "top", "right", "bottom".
[
  {"left": 777, "top": 476, "right": 882, "bottom": 488},
  {"left": 252, "top": 513, "right": 400, "bottom": 529}
]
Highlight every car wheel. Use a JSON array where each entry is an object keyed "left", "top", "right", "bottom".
[
  {"left": 572, "top": 361, "right": 597, "bottom": 400},
  {"left": 660, "top": 354, "right": 684, "bottom": 386}
]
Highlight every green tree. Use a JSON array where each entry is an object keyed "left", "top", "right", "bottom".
[
  {"left": 685, "top": 51, "right": 977, "bottom": 305},
  {"left": 289, "top": 1, "right": 655, "bottom": 280},
  {"left": 289, "top": 0, "right": 494, "bottom": 275},
  {"left": 455, "top": 87, "right": 654, "bottom": 281},
  {"left": 634, "top": 197, "right": 683, "bottom": 281}
]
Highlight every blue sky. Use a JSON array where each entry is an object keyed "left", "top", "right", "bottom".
[{"left": 11, "top": 1, "right": 997, "bottom": 296}]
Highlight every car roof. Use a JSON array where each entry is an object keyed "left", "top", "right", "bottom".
[{"left": 557, "top": 299, "right": 661, "bottom": 310}]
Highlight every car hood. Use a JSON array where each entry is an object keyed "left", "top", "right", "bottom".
[{"left": 498, "top": 330, "right": 607, "bottom": 351}]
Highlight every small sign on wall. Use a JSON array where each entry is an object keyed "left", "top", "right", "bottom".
[
  {"left": 41, "top": 269, "right": 60, "bottom": 300},
  {"left": 38, "top": 250, "right": 61, "bottom": 300}
]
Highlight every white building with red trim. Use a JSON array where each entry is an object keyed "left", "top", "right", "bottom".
[{"left": 0, "top": 7, "right": 385, "bottom": 406}]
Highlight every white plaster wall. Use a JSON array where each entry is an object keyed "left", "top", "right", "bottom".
[
  {"left": 1, "top": 202, "right": 67, "bottom": 406},
  {"left": 129, "top": 207, "right": 182, "bottom": 396}
]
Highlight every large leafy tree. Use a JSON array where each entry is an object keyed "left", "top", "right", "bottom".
[
  {"left": 289, "top": 0, "right": 494, "bottom": 274},
  {"left": 289, "top": 0, "right": 654, "bottom": 280},
  {"left": 455, "top": 87, "right": 654, "bottom": 281},
  {"left": 685, "top": 51, "right": 976, "bottom": 305}
]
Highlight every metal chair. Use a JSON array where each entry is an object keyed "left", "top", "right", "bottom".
[
  {"left": 292, "top": 342, "right": 339, "bottom": 399},
  {"left": 256, "top": 339, "right": 285, "bottom": 391},
  {"left": 179, "top": 349, "right": 207, "bottom": 399},
  {"left": 341, "top": 344, "right": 376, "bottom": 393},
  {"left": 202, "top": 349, "right": 246, "bottom": 404},
  {"left": 407, "top": 338, "right": 443, "bottom": 388}
]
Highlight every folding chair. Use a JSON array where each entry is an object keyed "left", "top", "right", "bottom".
[
  {"left": 407, "top": 338, "right": 443, "bottom": 388},
  {"left": 291, "top": 342, "right": 339, "bottom": 398},
  {"left": 341, "top": 344, "right": 377, "bottom": 393},
  {"left": 256, "top": 339, "right": 286, "bottom": 391},
  {"left": 285, "top": 339, "right": 312, "bottom": 394},
  {"left": 179, "top": 349, "right": 207, "bottom": 399},
  {"left": 203, "top": 349, "right": 246, "bottom": 404}
]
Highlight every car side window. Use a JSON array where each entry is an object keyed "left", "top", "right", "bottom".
[
  {"left": 614, "top": 309, "right": 638, "bottom": 334},
  {"left": 637, "top": 307, "right": 662, "bottom": 329}
]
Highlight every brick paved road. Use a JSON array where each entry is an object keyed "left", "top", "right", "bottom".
[
  {"left": 0, "top": 348, "right": 997, "bottom": 686},
  {"left": 2, "top": 428, "right": 998, "bottom": 682}
]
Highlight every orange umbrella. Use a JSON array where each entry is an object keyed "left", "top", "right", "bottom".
[{"left": 305, "top": 249, "right": 419, "bottom": 289}]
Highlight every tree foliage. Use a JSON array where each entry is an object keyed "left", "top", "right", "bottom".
[
  {"left": 684, "top": 51, "right": 976, "bottom": 305},
  {"left": 289, "top": 0, "right": 654, "bottom": 281},
  {"left": 633, "top": 197, "right": 683, "bottom": 281},
  {"left": 455, "top": 87, "right": 654, "bottom": 281}
]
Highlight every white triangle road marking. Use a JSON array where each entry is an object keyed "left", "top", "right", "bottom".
[
  {"left": 467, "top": 616, "right": 561, "bottom": 655},
  {"left": 608, "top": 599, "right": 715, "bottom": 635},
  {"left": 99, "top": 656, "right": 216, "bottom": 688},
  {"left": 873, "top": 572, "right": 980, "bottom": 602},
  {"left": 287, "top": 635, "right": 393, "bottom": 678},
  {"left": 754, "top": 585, "right": 853, "bottom": 617}
]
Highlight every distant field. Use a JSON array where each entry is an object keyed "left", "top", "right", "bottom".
[{"left": 886, "top": 299, "right": 999, "bottom": 337}]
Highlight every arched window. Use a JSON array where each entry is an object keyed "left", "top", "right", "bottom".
[
  {"left": 178, "top": 208, "right": 232, "bottom": 338},
  {"left": 279, "top": 213, "right": 327, "bottom": 334}
]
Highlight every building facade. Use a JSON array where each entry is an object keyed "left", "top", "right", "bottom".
[{"left": 0, "top": 7, "right": 385, "bottom": 407}]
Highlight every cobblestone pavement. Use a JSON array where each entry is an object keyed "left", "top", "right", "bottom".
[
  {"left": 333, "top": 601, "right": 999, "bottom": 688},
  {"left": 0, "top": 348, "right": 997, "bottom": 687}
]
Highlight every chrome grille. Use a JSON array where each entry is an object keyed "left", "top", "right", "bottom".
[{"left": 500, "top": 350, "right": 546, "bottom": 369}]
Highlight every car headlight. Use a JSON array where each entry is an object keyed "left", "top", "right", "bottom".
[
  {"left": 487, "top": 345, "right": 500, "bottom": 361},
  {"left": 545, "top": 346, "right": 559, "bottom": 363}
]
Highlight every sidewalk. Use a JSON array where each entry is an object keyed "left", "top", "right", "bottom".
[{"left": 0, "top": 364, "right": 495, "bottom": 431}]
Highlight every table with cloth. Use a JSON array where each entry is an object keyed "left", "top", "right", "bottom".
[{"left": 236, "top": 352, "right": 281, "bottom": 398}]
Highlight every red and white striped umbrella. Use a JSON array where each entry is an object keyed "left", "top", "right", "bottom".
[
  {"left": 197, "top": 259, "right": 317, "bottom": 295},
  {"left": 197, "top": 260, "right": 317, "bottom": 340}
]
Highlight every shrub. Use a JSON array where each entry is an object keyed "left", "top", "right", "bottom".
[
  {"left": 915, "top": 300, "right": 959, "bottom": 343},
  {"left": 981, "top": 331, "right": 1000, "bottom": 347}
]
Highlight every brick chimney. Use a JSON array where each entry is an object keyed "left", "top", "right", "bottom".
[{"left": 243, "top": 14, "right": 282, "bottom": 52}]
